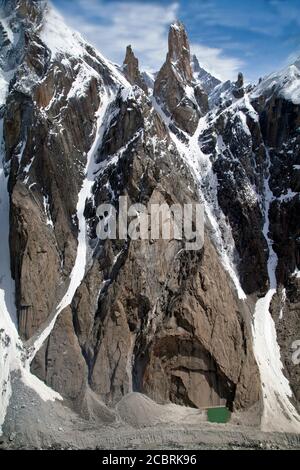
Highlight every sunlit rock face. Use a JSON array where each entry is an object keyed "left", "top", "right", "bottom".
[
  {"left": 1, "top": 0, "right": 300, "bottom": 436},
  {"left": 154, "top": 21, "right": 208, "bottom": 135}
]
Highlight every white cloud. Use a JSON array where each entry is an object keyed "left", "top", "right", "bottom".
[
  {"left": 191, "top": 43, "right": 244, "bottom": 81},
  {"left": 52, "top": 0, "right": 242, "bottom": 80},
  {"left": 54, "top": 0, "right": 178, "bottom": 71}
]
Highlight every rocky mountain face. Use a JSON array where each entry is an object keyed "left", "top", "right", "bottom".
[
  {"left": 0, "top": 0, "right": 299, "bottom": 438},
  {"left": 154, "top": 21, "right": 208, "bottom": 135},
  {"left": 122, "top": 45, "right": 148, "bottom": 94}
]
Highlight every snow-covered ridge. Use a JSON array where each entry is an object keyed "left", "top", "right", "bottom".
[
  {"left": 39, "top": 3, "right": 128, "bottom": 88},
  {"left": 252, "top": 58, "right": 300, "bottom": 105}
]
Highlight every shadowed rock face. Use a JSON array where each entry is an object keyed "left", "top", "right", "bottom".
[
  {"left": 253, "top": 94, "right": 300, "bottom": 407},
  {"left": 1, "top": 0, "right": 300, "bottom": 424},
  {"left": 154, "top": 21, "right": 208, "bottom": 135},
  {"left": 123, "top": 45, "right": 148, "bottom": 94},
  {"left": 199, "top": 106, "right": 269, "bottom": 295},
  {"left": 197, "top": 67, "right": 300, "bottom": 403}
]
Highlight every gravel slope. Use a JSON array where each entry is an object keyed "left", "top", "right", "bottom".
[{"left": 1, "top": 375, "right": 299, "bottom": 450}]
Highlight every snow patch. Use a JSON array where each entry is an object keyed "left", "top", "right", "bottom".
[
  {"left": 278, "top": 188, "right": 298, "bottom": 202},
  {"left": 252, "top": 148, "right": 300, "bottom": 432},
  {"left": 40, "top": 6, "right": 87, "bottom": 59},
  {"left": 40, "top": 4, "right": 129, "bottom": 89},
  {"left": 184, "top": 85, "right": 199, "bottom": 108},
  {"left": 279, "top": 288, "right": 286, "bottom": 320},
  {"left": 292, "top": 268, "right": 300, "bottom": 279},
  {"left": 67, "top": 63, "right": 98, "bottom": 101},
  {"left": 43, "top": 195, "right": 54, "bottom": 229},
  {"left": 252, "top": 62, "right": 300, "bottom": 105}
]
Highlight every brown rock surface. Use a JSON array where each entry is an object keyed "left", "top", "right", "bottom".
[
  {"left": 154, "top": 22, "right": 208, "bottom": 134},
  {"left": 1, "top": 0, "right": 267, "bottom": 421},
  {"left": 123, "top": 45, "right": 148, "bottom": 94}
]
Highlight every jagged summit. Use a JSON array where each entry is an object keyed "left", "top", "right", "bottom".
[
  {"left": 252, "top": 57, "right": 300, "bottom": 105},
  {"left": 232, "top": 72, "right": 245, "bottom": 99},
  {"left": 122, "top": 45, "right": 148, "bottom": 93},
  {"left": 191, "top": 54, "right": 221, "bottom": 95},
  {"left": 154, "top": 21, "right": 208, "bottom": 134},
  {"left": 167, "top": 20, "right": 193, "bottom": 82}
]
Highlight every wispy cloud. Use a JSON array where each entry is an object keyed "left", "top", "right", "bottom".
[
  {"left": 52, "top": 0, "right": 242, "bottom": 80},
  {"left": 191, "top": 43, "right": 243, "bottom": 81},
  {"left": 52, "top": 0, "right": 178, "bottom": 71}
]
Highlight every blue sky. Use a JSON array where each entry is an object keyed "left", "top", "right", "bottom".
[{"left": 51, "top": 0, "right": 300, "bottom": 82}]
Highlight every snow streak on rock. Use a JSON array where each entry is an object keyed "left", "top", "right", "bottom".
[
  {"left": 152, "top": 97, "right": 246, "bottom": 300},
  {"left": 252, "top": 149, "right": 300, "bottom": 433},
  {"left": 0, "top": 75, "right": 61, "bottom": 437},
  {"left": 27, "top": 88, "right": 120, "bottom": 363}
]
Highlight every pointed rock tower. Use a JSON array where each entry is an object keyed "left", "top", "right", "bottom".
[
  {"left": 123, "top": 45, "right": 148, "bottom": 94},
  {"left": 232, "top": 72, "right": 245, "bottom": 99},
  {"left": 154, "top": 21, "right": 208, "bottom": 135}
]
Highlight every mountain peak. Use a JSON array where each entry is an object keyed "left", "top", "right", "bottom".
[
  {"left": 191, "top": 54, "right": 201, "bottom": 72},
  {"left": 123, "top": 45, "right": 148, "bottom": 93},
  {"left": 154, "top": 21, "right": 208, "bottom": 134},
  {"left": 167, "top": 20, "right": 193, "bottom": 82},
  {"left": 294, "top": 56, "right": 300, "bottom": 69},
  {"left": 191, "top": 55, "right": 221, "bottom": 94},
  {"left": 235, "top": 72, "right": 244, "bottom": 88},
  {"left": 170, "top": 20, "right": 184, "bottom": 31}
]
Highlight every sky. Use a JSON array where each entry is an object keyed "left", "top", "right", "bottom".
[{"left": 51, "top": 0, "right": 300, "bottom": 82}]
